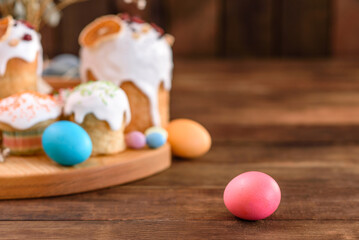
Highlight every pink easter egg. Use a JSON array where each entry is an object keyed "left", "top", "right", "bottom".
[
  {"left": 125, "top": 131, "right": 146, "bottom": 149},
  {"left": 223, "top": 171, "right": 281, "bottom": 220}
]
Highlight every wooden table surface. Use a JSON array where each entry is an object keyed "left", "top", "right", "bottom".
[{"left": 0, "top": 60, "right": 359, "bottom": 239}]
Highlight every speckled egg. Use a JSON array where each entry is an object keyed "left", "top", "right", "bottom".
[
  {"left": 167, "top": 119, "right": 211, "bottom": 158},
  {"left": 145, "top": 126, "right": 168, "bottom": 139},
  {"left": 125, "top": 131, "right": 146, "bottom": 149},
  {"left": 223, "top": 171, "right": 281, "bottom": 220},
  {"left": 42, "top": 121, "right": 92, "bottom": 166},
  {"left": 146, "top": 132, "right": 166, "bottom": 149}
]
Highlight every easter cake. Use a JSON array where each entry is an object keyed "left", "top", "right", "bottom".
[
  {"left": 79, "top": 14, "right": 174, "bottom": 133},
  {"left": 0, "top": 16, "right": 43, "bottom": 98},
  {"left": 0, "top": 91, "right": 61, "bottom": 155},
  {"left": 64, "top": 81, "right": 131, "bottom": 155}
]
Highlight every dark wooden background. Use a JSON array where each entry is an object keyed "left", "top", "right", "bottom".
[{"left": 40, "top": 0, "right": 359, "bottom": 59}]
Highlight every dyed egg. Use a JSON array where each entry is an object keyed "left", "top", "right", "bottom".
[
  {"left": 167, "top": 119, "right": 211, "bottom": 158},
  {"left": 223, "top": 171, "right": 281, "bottom": 220},
  {"left": 145, "top": 126, "right": 168, "bottom": 139},
  {"left": 42, "top": 121, "right": 92, "bottom": 166},
  {"left": 146, "top": 132, "right": 166, "bottom": 149},
  {"left": 125, "top": 131, "right": 146, "bottom": 149}
]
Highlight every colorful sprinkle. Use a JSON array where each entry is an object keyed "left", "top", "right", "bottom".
[{"left": 0, "top": 92, "right": 60, "bottom": 125}]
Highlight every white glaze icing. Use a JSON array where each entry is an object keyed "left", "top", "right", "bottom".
[
  {"left": 80, "top": 16, "right": 173, "bottom": 126},
  {"left": 0, "top": 92, "right": 61, "bottom": 130},
  {"left": 64, "top": 81, "right": 131, "bottom": 131},
  {"left": 0, "top": 18, "right": 43, "bottom": 76}
]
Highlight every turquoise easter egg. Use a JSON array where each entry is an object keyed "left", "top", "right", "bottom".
[
  {"left": 146, "top": 132, "right": 166, "bottom": 149},
  {"left": 42, "top": 121, "right": 92, "bottom": 166}
]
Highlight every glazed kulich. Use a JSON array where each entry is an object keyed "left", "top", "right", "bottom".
[
  {"left": 0, "top": 16, "right": 43, "bottom": 99},
  {"left": 0, "top": 92, "right": 61, "bottom": 155},
  {"left": 64, "top": 81, "right": 131, "bottom": 155},
  {"left": 79, "top": 14, "right": 174, "bottom": 133}
]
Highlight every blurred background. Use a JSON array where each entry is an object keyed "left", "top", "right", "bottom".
[{"left": 37, "top": 0, "right": 359, "bottom": 59}]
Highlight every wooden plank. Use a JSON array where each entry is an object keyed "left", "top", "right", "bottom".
[
  {"left": 0, "top": 144, "right": 357, "bottom": 220},
  {"left": 170, "top": 60, "right": 359, "bottom": 132},
  {"left": 281, "top": 0, "right": 331, "bottom": 57},
  {"left": 0, "top": 220, "right": 357, "bottom": 240},
  {"left": 207, "top": 125, "right": 359, "bottom": 144},
  {"left": 332, "top": 0, "right": 359, "bottom": 56},
  {"left": 225, "top": 0, "right": 274, "bottom": 57},
  {"left": 163, "top": 0, "right": 221, "bottom": 57},
  {"left": 0, "top": 176, "right": 357, "bottom": 221}
]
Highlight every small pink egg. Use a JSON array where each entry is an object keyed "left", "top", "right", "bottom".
[
  {"left": 125, "top": 131, "right": 146, "bottom": 149},
  {"left": 223, "top": 171, "right": 281, "bottom": 220}
]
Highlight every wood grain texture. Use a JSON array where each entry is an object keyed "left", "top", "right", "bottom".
[
  {"left": 332, "top": 0, "right": 359, "bottom": 57},
  {"left": 0, "top": 221, "right": 357, "bottom": 240},
  {"left": 0, "top": 144, "right": 171, "bottom": 199},
  {"left": 281, "top": 0, "right": 331, "bottom": 57},
  {"left": 163, "top": 0, "right": 221, "bottom": 57},
  {"left": 225, "top": 0, "right": 274, "bottom": 57},
  {"left": 0, "top": 60, "right": 359, "bottom": 238}
]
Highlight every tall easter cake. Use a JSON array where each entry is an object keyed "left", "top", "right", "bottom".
[
  {"left": 0, "top": 16, "right": 43, "bottom": 98},
  {"left": 79, "top": 14, "right": 174, "bottom": 133}
]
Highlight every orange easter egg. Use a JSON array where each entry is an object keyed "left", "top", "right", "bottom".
[{"left": 167, "top": 119, "right": 211, "bottom": 158}]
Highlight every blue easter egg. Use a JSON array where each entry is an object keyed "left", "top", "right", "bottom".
[
  {"left": 145, "top": 126, "right": 168, "bottom": 139},
  {"left": 146, "top": 132, "right": 166, "bottom": 149},
  {"left": 42, "top": 121, "right": 92, "bottom": 166}
]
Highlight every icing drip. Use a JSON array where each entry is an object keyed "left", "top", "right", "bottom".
[
  {"left": 64, "top": 81, "right": 131, "bottom": 131},
  {"left": 0, "top": 92, "right": 61, "bottom": 130},
  {"left": 80, "top": 16, "right": 173, "bottom": 126},
  {"left": 0, "top": 19, "right": 43, "bottom": 76}
]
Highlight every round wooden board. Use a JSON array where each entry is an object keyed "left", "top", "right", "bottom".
[{"left": 0, "top": 144, "right": 171, "bottom": 199}]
